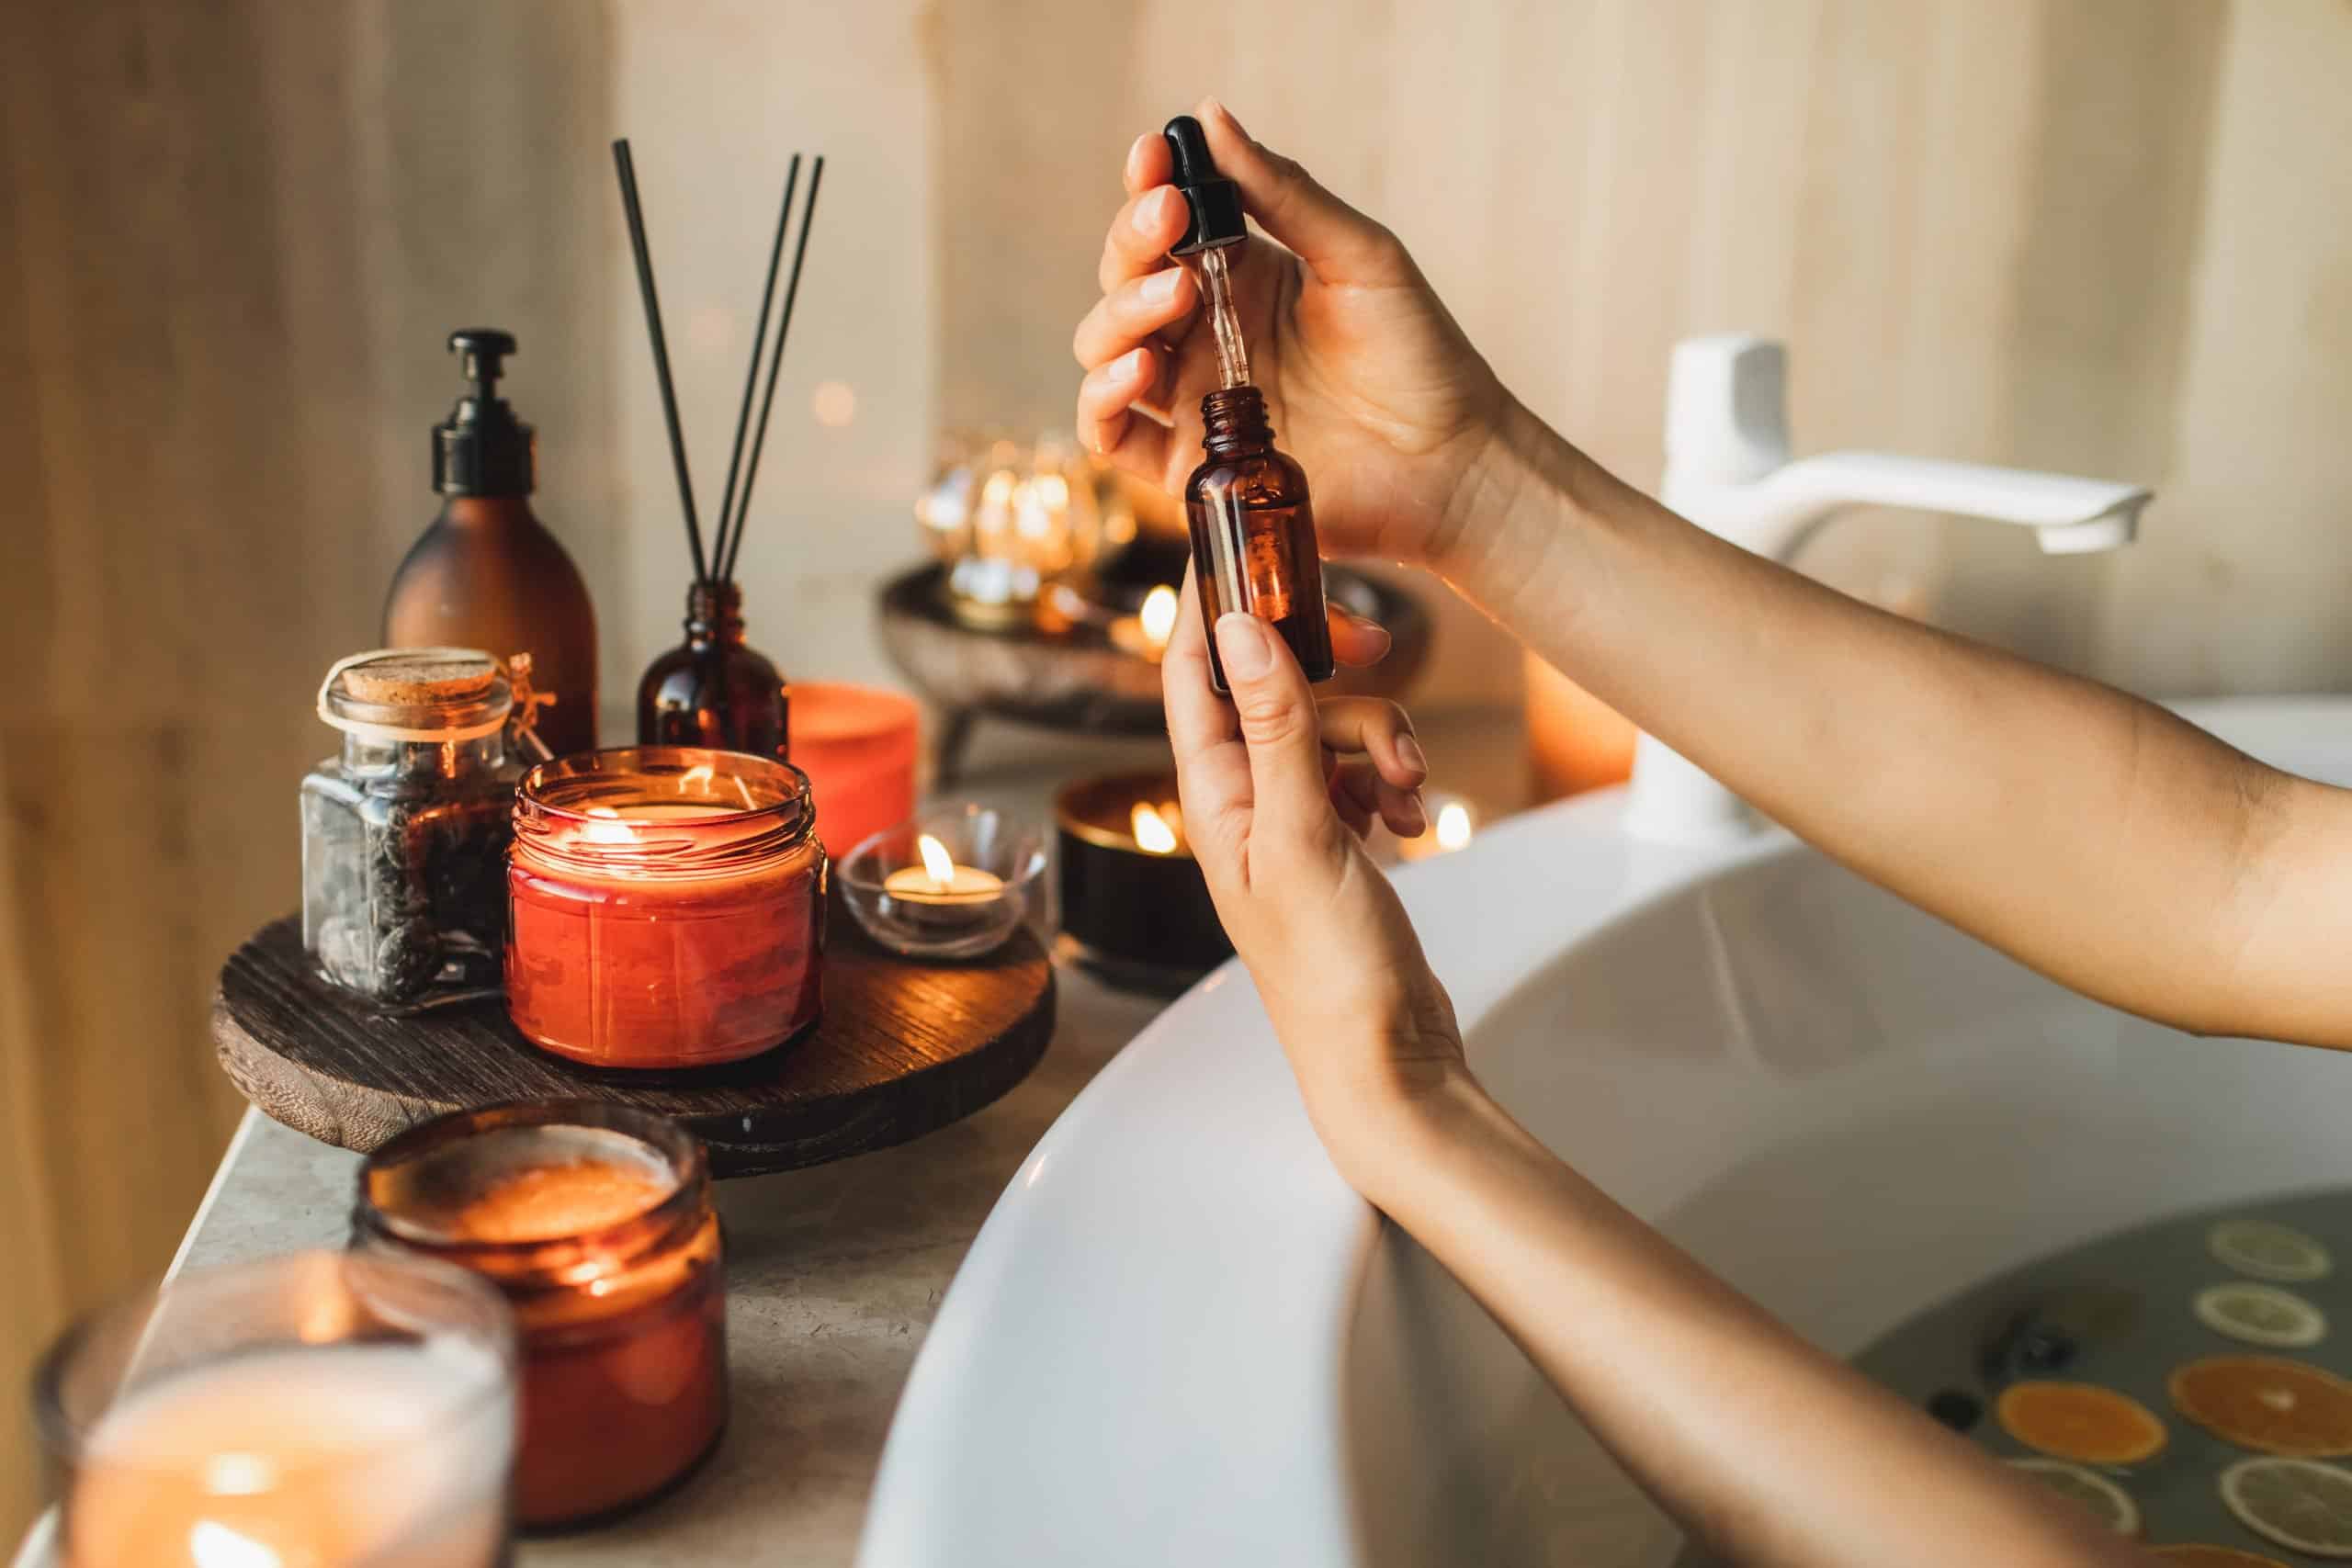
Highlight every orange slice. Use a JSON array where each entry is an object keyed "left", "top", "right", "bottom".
[
  {"left": 2153, "top": 1548, "right": 2291, "bottom": 1567},
  {"left": 1996, "top": 1381, "right": 2169, "bottom": 1464},
  {"left": 2171, "top": 1356, "right": 2352, "bottom": 1458},
  {"left": 2220, "top": 1456, "right": 2352, "bottom": 1559},
  {"left": 2006, "top": 1458, "right": 2140, "bottom": 1535}
]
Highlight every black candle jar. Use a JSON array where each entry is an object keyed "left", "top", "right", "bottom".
[{"left": 1053, "top": 771, "right": 1229, "bottom": 995}]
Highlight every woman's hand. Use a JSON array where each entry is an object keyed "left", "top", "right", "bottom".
[
  {"left": 1163, "top": 577, "right": 1469, "bottom": 1179},
  {"left": 1074, "top": 98, "right": 1506, "bottom": 570}
]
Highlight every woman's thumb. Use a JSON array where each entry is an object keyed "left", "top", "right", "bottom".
[
  {"left": 1195, "top": 98, "right": 1406, "bottom": 288},
  {"left": 1216, "top": 613, "right": 1334, "bottom": 841}
]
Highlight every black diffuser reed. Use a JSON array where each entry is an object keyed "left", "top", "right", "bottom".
[{"left": 616, "top": 138, "right": 827, "bottom": 760}]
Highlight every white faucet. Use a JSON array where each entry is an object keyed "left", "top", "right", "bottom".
[{"left": 1621, "top": 333, "right": 2154, "bottom": 843}]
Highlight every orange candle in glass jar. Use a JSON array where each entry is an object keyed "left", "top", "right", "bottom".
[
  {"left": 507, "top": 747, "right": 824, "bottom": 1069},
  {"left": 356, "top": 1101, "right": 728, "bottom": 1529}
]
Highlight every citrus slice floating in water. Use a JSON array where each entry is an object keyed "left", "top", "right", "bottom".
[
  {"left": 2211, "top": 1220, "right": 2334, "bottom": 1283},
  {"left": 2220, "top": 1456, "right": 2352, "bottom": 1559},
  {"left": 2006, "top": 1457, "right": 2140, "bottom": 1535},
  {"left": 2197, "top": 1283, "right": 2329, "bottom": 1349},
  {"left": 2153, "top": 1547, "right": 2291, "bottom": 1567},
  {"left": 2172, "top": 1356, "right": 2352, "bottom": 1457},
  {"left": 1996, "top": 1381, "right": 2169, "bottom": 1465}
]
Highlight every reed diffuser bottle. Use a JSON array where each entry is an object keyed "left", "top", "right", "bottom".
[
  {"left": 614, "top": 141, "right": 824, "bottom": 760},
  {"left": 1165, "top": 116, "right": 1333, "bottom": 694},
  {"left": 638, "top": 580, "right": 787, "bottom": 759}
]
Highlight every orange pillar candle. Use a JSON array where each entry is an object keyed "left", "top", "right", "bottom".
[
  {"left": 507, "top": 747, "right": 825, "bottom": 1069},
  {"left": 356, "top": 1101, "right": 729, "bottom": 1529},
  {"left": 786, "top": 682, "right": 922, "bottom": 856}
]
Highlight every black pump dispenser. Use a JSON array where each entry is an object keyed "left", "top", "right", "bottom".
[
  {"left": 1162, "top": 116, "right": 1246, "bottom": 256},
  {"left": 433, "top": 327, "right": 535, "bottom": 496}
]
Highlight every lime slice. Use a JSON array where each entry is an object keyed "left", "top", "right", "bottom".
[
  {"left": 2007, "top": 1457, "right": 2140, "bottom": 1535},
  {"left": 2221, "top": 1456, "right": 2352, "bottom": 1559},
  {"left": 2211, "top": 1220, "right": 2334, "bottom": 1283},
  {"left": 2197, "top": 1283, "right": 2328, "bottom": 1348},
  {"left": 2153, "top": 1548, "right": 2291, "bottom": 1567}
]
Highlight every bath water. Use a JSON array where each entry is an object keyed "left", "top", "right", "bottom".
[{"left": 1677, "top": 1187, "right": 2352, "bottom": 1562}]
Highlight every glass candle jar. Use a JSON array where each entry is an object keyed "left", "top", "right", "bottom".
[
  {"left": 354, "top": 1101, "right": 727, "bottom": 1529},
  {"left": 32, "top": 1250, "right": 517, "bottom": 1568},
  {"left": 507, "top": 746, "right": 825, "bottom": 1069},
  {"left": 302, "top": 649, "right": 526, "bottom": 1007}
]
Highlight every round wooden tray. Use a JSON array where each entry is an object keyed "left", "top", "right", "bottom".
[{"left": 213, "top": 904, "right": 1055, "bottom": 1179}]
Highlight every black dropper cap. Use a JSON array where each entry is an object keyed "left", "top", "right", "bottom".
[
  {"left": 433, "top": 327, "right": 535, "bottom": 496},
  {"left": 1163, "top": 116, "right": 1246, "bottom": 256}
]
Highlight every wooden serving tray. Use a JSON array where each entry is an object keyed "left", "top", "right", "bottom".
[{"left": 213, "top": 903, "right": 1054, "bottom": 1178}]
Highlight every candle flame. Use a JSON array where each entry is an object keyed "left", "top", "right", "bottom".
[
  {"left": 1435, "top": 802, "right": 1474, "bottom": 852},
  {"left": 1131, "top": 801, "right": 1179, "bottom": 855},
  {"left": 1139, "top": 585, "right": 1179, "bottom": 651},
  {"left": 917, "top": 833, "right": 957, "bottom": 889},
  {"left": 580, "top": 804, "right": 637, "bottom": 845}
]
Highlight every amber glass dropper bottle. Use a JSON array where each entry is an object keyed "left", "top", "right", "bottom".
[
  {"left": 384, "top": 329, "right": 600, "bottom": 757},
  {"left": 1165, "top": 116, "right": 1334, "bottom": 695}
]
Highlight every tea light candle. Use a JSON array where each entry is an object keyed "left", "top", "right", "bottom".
[
  {"left": 1107, "top": 583, "right": 1182, "bottom": 661},
  {"left": 1395, "top": 794, "right": 1481, "bottom": 863},
  {"left": 506, "top": 748, "right": 825, "bottom": 1070},
  {"left": 787, "top": 682, "right": 922, "bottom": 856},
  {"left": 838, "top": 808, "right": 1046, "bottom": 960},
  {"left": 66, "top": 1342, "right": 513, "bottom": 1568},
  {"left": 883, "top": 833, "right": 1006, "bottom": 904},
  {"left": 1055, "top": 772, "right": 1229, "bottom": 992},
  {"left": 356, "top": 1102, "right": 728, "bottom": 1529}
]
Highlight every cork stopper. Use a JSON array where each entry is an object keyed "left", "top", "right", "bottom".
[{"left": 339, "top": 650, "right": 499, "bottom": 706}]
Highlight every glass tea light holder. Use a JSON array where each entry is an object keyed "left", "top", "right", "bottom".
[
  {"left": 839, "top": 805, "right": 1048, "bottom": 960},
  {"left": 354, "top": 1100, "right": 726, "bottom": 1529},
  {"left": 1055, "top": 771, "right": 1232, "bottom": 993},
  {"left": 507, "top": 746, "right": 825, "bottom": 1070},
  {"left": 788, "top": 682, "right": 922, "bottom": 858},
  {"left": 30, "top": 1250, "right": 517, "bottom": 1568}
]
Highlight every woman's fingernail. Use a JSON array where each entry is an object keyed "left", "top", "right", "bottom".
[
  {"left": 1114, "top": 346, "right": 1148, "bottom": 380},
  {"left": 1216, "top": 613, "right": 1273, "bottom": 680},
  {"left": 1125, "top": 133, "right": 1153, "bottom": 181},
  {"left": 1396, "top": 734, "right": 1428, "bottom": 777},
  {"left": 1205, "top": 96, "right": 1249, "bottom": 141},
  {"left": 1142, "top": 268, "right": 1182, "bottom": 306},
  {"left": 1404, "top": 791, "right": 1429, "bottom": 836}
]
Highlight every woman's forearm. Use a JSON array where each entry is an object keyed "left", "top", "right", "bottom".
[
  {"left": 1437, "top": 398, "right": 2352, "bottom": 1047},
  {"left": 1348, "top": 1077, "right": 2150, "bottom": 1568}
]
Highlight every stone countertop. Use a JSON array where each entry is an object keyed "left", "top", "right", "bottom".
[{"left": 150, "top": 706, "right": 1531, "bottom": 1566}]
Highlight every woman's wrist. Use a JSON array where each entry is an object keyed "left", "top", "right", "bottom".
[
  {"left": 1428, "top": 394, "right": 1616, "bottom": 635},
  {"left": 1309, "top": 1053, "right": 1502, "bottom": 1216}
]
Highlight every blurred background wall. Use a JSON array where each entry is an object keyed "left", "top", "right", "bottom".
[{"left": 4, "top": 0, "right": 2348, "bottom": 1535}]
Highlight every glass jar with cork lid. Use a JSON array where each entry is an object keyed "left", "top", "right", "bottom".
[{"left": 300, "top": 648, "right": 542, "bottom": 1007}]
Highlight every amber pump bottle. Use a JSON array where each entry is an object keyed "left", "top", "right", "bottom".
[
  {"left": 1166, "top": 116, "right": 1333, "bottom": 694},
  {"left": 384, "top": 329, "right": 599, "bottom": 757}
]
